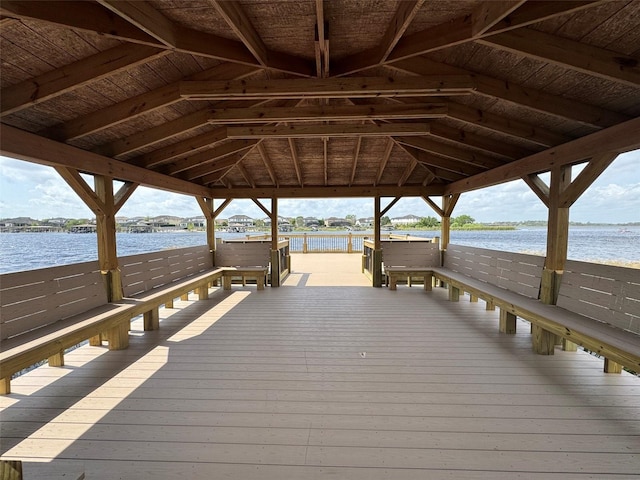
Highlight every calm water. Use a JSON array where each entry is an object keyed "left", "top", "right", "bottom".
[{"left": 0, "top": 227, "right": 638, "bottom": 274}]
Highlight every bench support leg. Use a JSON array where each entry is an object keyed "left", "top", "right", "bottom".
[
  {"left": 198, "top": 285, "right": 209, "bottom": 300},
  {"left": 0, "top": 377, "right": 10, "bottom": 395},
  {"left": 144, "top": 308, "right": 160, "bottom": 331},
  {"left": 562, "top": 339, "right": 578, "bottom": 351},
  {"left": 48, "top": 350, "right": 64, "bottom": 367},
  {"left": 469, "top": 294, "right": 478, "bottom": 303},
  {"left": 89, "top": 334, "right": 103, "bottom": 346},
  {"left": 108, "top": 322, "right": 129, "bottom": 350},
  {"left": 448, "top": 285, "right": 460, "bottom": 302},
  {"left": 423, "top": 275, "right": 432, "bottom": 292},
  {"left": 485, "top": 301, "right": 495, "bottom": 311},
  {"left": 389, "top": 276, "right": 397, "bottom": 291},
  {"left": 165, "top": 298, "right": 174, "bottom": 309},
  {"left": 532, "top": 325, "right": 555, "bottom": 355},
  {"left": 257, "top": 275, "right": 265, "bottom": 290},
  {"left": 181, "top": 293, "right": 189, "bottom": 301},
  {"left": 223, "top": 275, "right": 232, "bottom": 290},
  {"left": 604, "top": 358, "right": 623, "bottom": 374},
  {"left": 499, "top": 310, "right": 517, "bottom": 334}
]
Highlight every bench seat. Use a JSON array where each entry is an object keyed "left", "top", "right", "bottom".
[
  {"left": 385, "top": 267, "right": 433, "bottom": 291},
  {"left": 221, "top": 267, "right": 268, "bottom": 290}
]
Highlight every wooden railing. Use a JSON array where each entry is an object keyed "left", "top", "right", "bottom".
[
  {"left": 216, "top": 238, "right": 290, "bottom": 285},
  {"left": 363, "top": 236, "right": 440, "bottom": 280}
]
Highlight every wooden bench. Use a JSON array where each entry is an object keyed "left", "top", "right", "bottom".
[
  {"left": 432, "top": 245, "right": 640, "bottom": 373},
  {"left": 215, "top": 240, "right": 271, "bottom": 290},
  {"left": 0, "top": 261, "right": 133, "bottom": 394},
  {"left": 0, "top": 246, "right": 224, "bottom": 395},
  {"left": 382, "top": 239, "right": 440, "bottom": 291},
  {"left": 120, "top": 246, "right": 224, "bottom": 330}
]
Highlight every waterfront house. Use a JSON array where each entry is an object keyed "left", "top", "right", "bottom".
[{"left": 0, "top": 1, "right": 639, "bottom": 478}]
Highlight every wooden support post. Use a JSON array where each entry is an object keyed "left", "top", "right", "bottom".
[
  {"left": 198, "top": 285, "right": 209, "bottom": 300},
  {"left": 486, "top": 301, "right": 495, "bottom": 311},
  {"left": 0, "top": 377, "right": 10, "bottom": 395},
  {"left": 271, "top": 197, "right": 280, "bottom": 287},
  {"left": 107, "top": 322, "right": 130, "bottom": 350},
  {"left": 499, "top": 309, "right": 517, "bottom": 334},
  {"left": 89, "top": 334, "right": 103, "bottom": 346},
  {"left": 48, "top": 350, "right": 65, "bottom": 367},
  {"left": 469, "top": 294, "right": 478, "bottom": 303},
  {"left": 448, "top": 285, "right": 460, "bottom": 302},
  {"left": 181, "top": 293, "right": 189, "bottom": 301},
  {"left": 95, "top": 175, "right": 124, "bottom": 302},
  {"left": 144, "top": 308, "right": 159, "bottom": 330},
  {"left": 532, "top": 324, "right": 555, "bottom": 355},
  {"left": 373, "top": 196, "right": 383, "bottom": 287},
  {"left": 0, "top": 460, "right": 23, "bottom": 479},
  {"left": 604, "top": 358, "right": 623, "bottom": 374},
  {"left": 562, "top": 338, "right": 578, "bottom": 351},
  {"left": 165, "top": 298, "right": 174, "bottom": 309}
]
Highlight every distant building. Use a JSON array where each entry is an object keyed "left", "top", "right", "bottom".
[
  {"left": 356, "top": 217, "right": 374, "bottom": 227},
  {"left": 391, "top": 214, "right": 422, "bottom": 226},
  {"left": 304, "top": 217, "right": 320, "bottom": 227},
  {"left": 325, "top": 217, "right": 352, "bottom": 227}
]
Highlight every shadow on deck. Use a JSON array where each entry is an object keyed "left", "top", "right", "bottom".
[{"left": 1, "top": 254, "right": 639, "bottom": 479}]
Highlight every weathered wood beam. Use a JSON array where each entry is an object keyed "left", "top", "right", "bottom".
[
  {"left": 379, "top": 0, "right": 426, "bottom": 62},
  {"left": 523, "top": 174, "right": 550, "bottom": 208},
  {"left": 213, "top": 198, "right": 233, "bottom": 219},
  {"left": 445, "top": 116, "right": 640, "bottom": 194},
  {"left": 350, "top": 135, "right": 363, "bottom": 186},
  {"left": 422, "top": 196, "right": 444, "bottom": 217},
  {"left": 395, "top": 136, "right": 505, "bottom": 169},
  {"left": 288, "top": 138, "right": 303, "bottom": 187},
  {"left": 179, "top": 76, "right": 476, "bottom": 100},
  {"left": 213, "top": 0, "right": 268, "bottom": 66},
  {"left": 1, "top": 44, "right": 166, "bottom": 116},
  {"left": 163, "top": 140, "right": 258, "bottom": 176},
  {"left": 114, "top": 182, "right": 139, "bottom": 213},
  {"left": 227, "top": 123, "right": 431, "bottom": 139},
  {"left": 235, "top": 162, "right": 255, "bottom": 188},
  {"left": 251, "top": 198, "right": 272, "bottom": 218},
  {"left": 208, "top": 184, "right": 445, "bottom": 199},
  {"left": 375, "top": 139, "right": 395, "bottom": 186},
  {"left": 323, "top": 137, "right": 329, "bottom": 186},
  {"left": 389, "top": 54, "right": 629, "bottom": 129},
  {"left": 256, "top": 143, "right": 278, "bottom": 187},
  {"left": 314, "top": 0, "right": 329, "bottom": 78},
  {"left": 97, "top": 0, "right": 176, "bottom": 47},
  {"left": 0, "top": 124, "right": 212, "bottom": 197},
  {"left": 0, "top": 0, "right": 159, "bottom": 45},
  {"left": 208, "top": 103, "right": 447, "bottom": 124},
  {"left": 44, "top": 63, "right": 257, "bottom": 141},
  {"left": 380, "top": 197, "right": 402, "bottom": 217},
  {"left": 185, "top": 153, "right": 247, "bottom": 181},
  {"left": 559, "top": 153, "right": 618, "bottom": 208},
  {"left": 398, "top": 158, "right": 418, "bottom": 186},
  {"left": 479, "top": 28, "right": 640, "bottom": 88},
  {"left": 54, "top": 167, "right": 105, "bottom": 216},
  {"left": 472, "top": 1, "right": 525, "bottom": 36},
  {"left": 195, "top": 196, "right": 215, "bottom": 251},
  {"left": 395, "top": 143, "right": 475, "bottom": 179},
  {"left": 133, "top": 128, "right": 228, "bottom": 169}
]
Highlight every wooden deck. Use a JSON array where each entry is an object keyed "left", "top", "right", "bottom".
[{"left": 1, "top": 254, "right": 639, "bottom": 479}]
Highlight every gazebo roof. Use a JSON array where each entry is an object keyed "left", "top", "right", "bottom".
[{"left": 1, "top": 0, "right": 639, "bottom": 200}]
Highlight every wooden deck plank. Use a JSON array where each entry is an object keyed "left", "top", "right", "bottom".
[{"left": 1, "top": 254, "right": 639, "bottom": 479}]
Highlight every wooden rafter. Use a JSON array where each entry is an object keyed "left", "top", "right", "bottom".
[
  {"left": 163, "top": 140, "right": 258, "bottom": 176},
  {"left": 315, "top": 0, "right": 329, "bottom": 78},
  {"left": 480, "top": 28, "right": 640, "bottom": 88},
  {"left": 471, "top": 1, "right": 526, "bottom": 36},
  {"left": 235, "top": 162, "right": 256, "bottom": 188},
  {"left": 179, "top": 76, "right": 476, "bottom": 100},
  {"left": 97, "top": 0, "right": 176, "bottom": 47},
  {"left": 288, "top": 138, "right": 303, "bottom": 187},
  {"left": 227, "top": 123, "right": 431, "bottom": 139},
  {"left": 350, "top": 135, "right": 363, "bottom": 186},
  {"left": 398, "top": 158, "right": 418, "bottom": 187},
  {"left": 186, "top": 152, "right": 248, "bottom": 181},
  {"left": 379, "top": 0, "right": 426, "bottom": 62},
  {"left": 256, "top": 143, "right": 278, "bottom": 187},
  {"left": 1, "top": 44, "right": 166, "bottom": 116},
  {"left": 213, "top": 0, "right": 268, "bottom": 67},
  {"left": 395, "top": 144, "right": 481, "bottom": 178},
  {"left": 0, "top": 124, "right": 212, "bottom": 197},
  {"left": 395, "top": 136, "right": 505, "bottom": 169},
  {"left": 559, "top": 154, "right": 619, "bottom": 208},
  {"left": 523, "top": 174, "right": 550, "bottom": 208},
  {"left": 323, "top": 137, "right": 329, "bottom": 186},
  {"left": 446, "top": 117, "right": 640, "bottom": 194},
  {"left": 207, "top": 103, "right": 447, "bottom": 124},
  {"left": 375, "top": 139, "right": 394, "bottom": 186},
  {"left": 389, "top": 57, "right": 629, "bottom": 129},
  {"left": 54, "top": 167, "right": 105, "bottom": 216}
]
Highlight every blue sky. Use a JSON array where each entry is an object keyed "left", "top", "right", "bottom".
[{"left": 1, "top": 150, "right": 638, "bottom": 223}]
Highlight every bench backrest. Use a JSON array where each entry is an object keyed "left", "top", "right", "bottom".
[
  {"left": 381, "top": 240, "right": 440, "bottom": 268},
  {"left": 558, "top": 260, "right": 640, "bottom": 334},
  {"left": 215, "top": 241, "right": 271, "bottom": 268},
  {"left": 0, "top": 261, "right": 106, "bottom": 342},
  {"left": 120, "top": 245, "right": 213, "bottom": 297},
  {"left": 443, "top": 244, "right": 544, "bottom": 299}
]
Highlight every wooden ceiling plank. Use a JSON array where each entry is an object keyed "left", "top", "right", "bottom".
[
  {"left": 257, "top": 142, "right": 278, "bottom": 187},
  {"left": 479, "top": 28, "right": 640, "bottom": 88},
  {"left": 390, "top": 57, "right": 629, "bottom": 129},
  {"left": 379, "top": 0, "right": 427, "bottom": 62},
  {"left": 213, "top": 0, "right": 268, "bottom": 66},
  {"left": 97, "top": 0, "right": 176, "bottom": 47},
  {"left": 235, "top": 161, "right": 255, "bottom": 188},
  {"left": 398, "top": 158, "right": 418, "bottom": 187},
  {"left": 133, "top": 127, "right": 229, "bottom": 169},
  {"left": 227, "top": 123, "right": 431, "bottom": 139},
  {"left": 207, "top": 185, "right": 445, "bottom": 199},
  {"left": 208, "top": 103, "right": 447, "bottom": 124},
  {"left": 472, "top": 1, "right": 526, "bottom": 36},
  {"left": 179, "top": 76, "right": 476, "bottom": 100},
  {"left": 375, "top": 139, "right": 395, "bottom": 186},
  {"left": 445, "top": 117, "right": 640, "bottom": 194},
  {"left": 559, "top": 153, "right": 618, "bottom": 207},
  {"left": 1, "top": 44, "right": 166, "bottom": 116},
  {"left": 0, "top": 0, "right": 159, "bottom": 45},
  {"left": 288, "top": 138, "right": 303, "bottom": 187},
  {"left": 0, "top": 124, "right": 212, "bottom": 197}
]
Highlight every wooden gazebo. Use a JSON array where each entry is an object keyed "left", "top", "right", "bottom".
[{"left": 1, "top": 0, "right": 639, "bottom": 291}]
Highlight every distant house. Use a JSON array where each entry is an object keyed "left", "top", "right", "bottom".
[
  {"left": 304, "top": 217, "right": 320, "bottom": 227},
  {"left": 356, "top": 217, "right": 374, "bottom": 227},
  {"left": 325, "top": 217, "right": 352, "bottom": 227},
  {"left": 228, "top": 215, "right": 254, "bottom": 226},
  {"left": 391, "top": 214, "right": 422, "bottom": 226}
]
